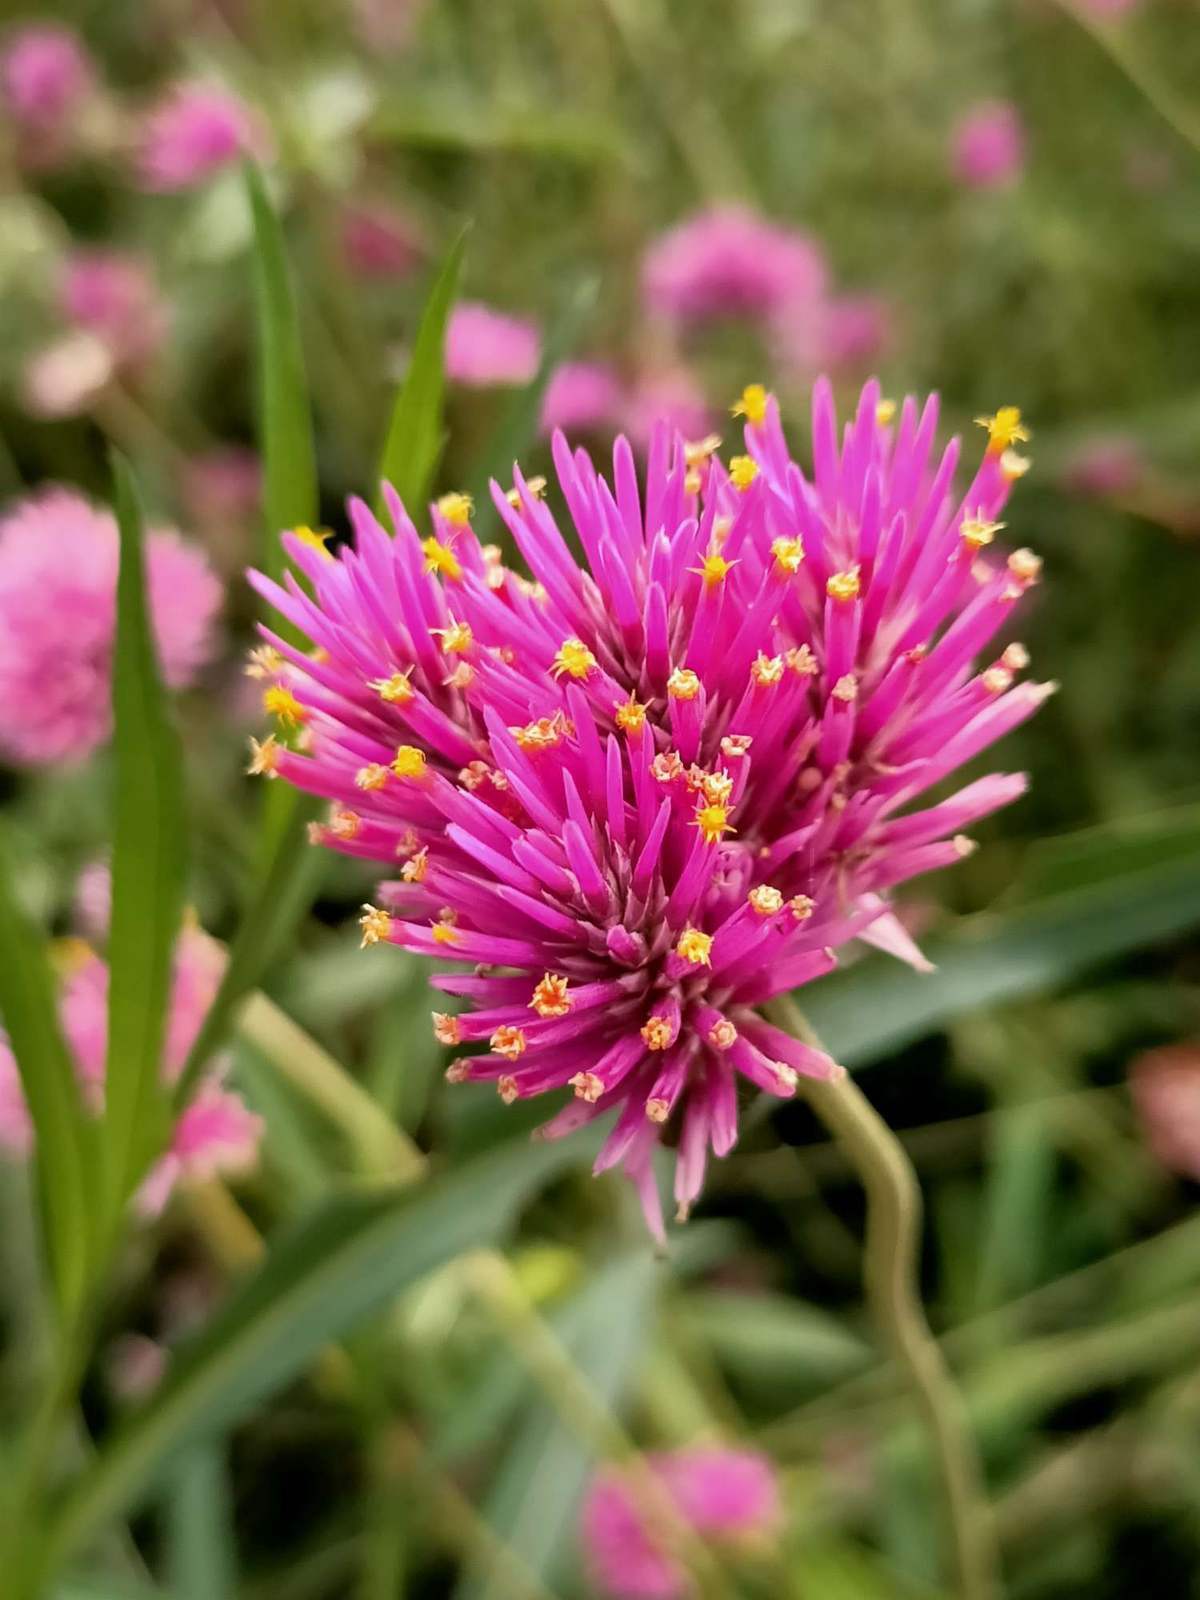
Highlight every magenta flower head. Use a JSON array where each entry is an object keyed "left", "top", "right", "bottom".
[
  {"left": 581, "top": 1447, "right": 781, "bottom": 1598},
  {"left": 951, "top": 101, "right": 1026, "bottom": 191},
  {"left": 136, "top": 82, "right": 259, "bottom": 192},
  {"left": 445, "top": 301, "right": 541, "bottom": 389},
  {"left": 1129, "top": 1044, "right": 1200, "bottom": 1183},
  {"left": 339, "top": 199, "right": 424, "bottom": 280},
  {"left": 0, "top": 929, "right": 262, "bottom": 1213},
  {"left": 642, "top": 205, "right": 827, "bottom": 330},
  {"left": 247, "top": 379, "right": 1047, "bottom": 1236},
  {"left": 60, "top": 250, "right": 168, "bottom": 370},
  {"left": 1, "top": 23, "right": 94, "bottom": 134},
  {"left": 0, "top": 488, "right": 222, "bottom": 766},
  {"left": 539, "top": 360, "right": 624, "bottom": 438}
]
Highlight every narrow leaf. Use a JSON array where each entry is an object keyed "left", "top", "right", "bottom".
[
  {"left": 103, "top": 455, "right": 187, "bottom": 1211},
  {"left": 165, "top": 1443, "right": 237, "bottom": 1600},
  {"left": 0, "top": 827, "right": 91, "bottom": 1318},
  {"left": 376, "top": 227, "right": 468, "bottom": 518},
  {"left": 245, "top": 162, "right": 318, "bottom": 580},
  {"left": 44, "top": 1131, "right": 593, "bottom": 1569}
]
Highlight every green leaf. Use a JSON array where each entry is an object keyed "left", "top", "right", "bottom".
[
  {"left": 680, "top": 1290, "right": 871, "bottom": 1399},
  {"left": 245, "top": 162, "right": 318, "bottom": 581},
  {"left": 103, "top": 455, "right": 187, "bottom": 1213},
  {"left": 803, "top": 839, "right": 1200, "bottom": 1067},
  {"left": 375, "top": 227, "right": 468, "bottom": 519},
  {"left": 164, "top": 1443, "right": 237, "bottom": 1600},
  {"left": 174, "top": 795, "right": 322, "bottom": 1106},
  {"left": 368, "top": 99, "right": 632, "bottom": 169},
  {"left": 467, "top": 274, "right": 598, "bottom": 543},
  {"left": 43, "top": 1132, "right": 594, "bottom": 1573},
  {"left": 0, "top": 826, "right": 92, "bottom": 1319},
  {"left": 454, "top": 1252, "right": 659, "bottom": 1600}
]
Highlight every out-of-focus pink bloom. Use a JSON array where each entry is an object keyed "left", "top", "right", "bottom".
[
  {"left": 1078, "top": 0, "right": 1139, "bottom": 15},
  {"left": 340, "top": 200, "right": 424, "bottom": 279},
  {"left": 137, "top": 83, "right": 258, "bottom": 192},
  {"left": 23, "top": 332, "right": 113, "bottom": 419},
  {"left": 0, "top": 488, "right": 222, "bottom": 766},
  {"left": 1062, "top": 435, "right": 1144, "bottom": 499},
  {"left": 539, "top": 360, "right": 624, "bottom": 437},
  {"left": 183, "top": 447, "right": 262, "bottom": 541},
  {"left": 248, "top": 378, "right": 1044, "bottom": 1232},
  {"left": 444, "top": 301, "right": 541, "bottom": 388},
  {"left": 581, "top": 1448, "right": 781, "bottom": 1598},
  {"left": 951, "top": 101, "right": 1026, "bottom": 190},
  {"left": 106, "top": 1333, "right": 168, "bottom": 1402},
  {"left": 73, "top": 859, "right": 112, "bottom": 943},
  {"left": 642, "top": 205, "right": 827, "bottom": 329},
  {"left": 0, "top": 926, "right": 262, "bottom": 1211},
  {"left": 624, "top": 367, "right": 712, "bottom": 449},
  {"left": 60, "top": 251, "right": 168, "bottom": 370},
  {"left": 1, "top": 24, "right": 94, "bottom": 133},
  {"left": 821, "top": 294, "right": 892, "bottom": 369},
  {"left": 351, "top": 0, "right": 428, "bottom": 52},
  {"left": 1130, "top": 1044, "right": 1200, "bottom": 1182}
]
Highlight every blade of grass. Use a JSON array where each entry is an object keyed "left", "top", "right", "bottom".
[
  {"left": 102, "top": 455, "right": 186, "bottom": 1216},
  {"left": 164, "top": 1443, "right": 237, "bottom": 1600},
  {"left": 375, "top": 227, "right": 468, "bottom": 519}
]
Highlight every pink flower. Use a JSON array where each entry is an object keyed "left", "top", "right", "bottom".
[
  {"left": 0, "top": 928, "right": 262, "bottom": 1210},
  {"left": 1061, "top": 435, "right": 1143, "bottom": 499},
  {"left": 351, "top": 0, "right": 428, "bottom": 52},
  {"left": 1129, "top": 1044, "right": 1200, "bottom": 1182},
  {"left": 1078, "top": 0, "right": 1139, "bottom": 14},
  {"left": 642, "top": 206, "right": 827, "bottom": 329},
  {"left": 539, "top": 361, "right": 624, "bottom": 437},
  {"left": 0, "top": 488, "right": 222, "bottom": 765},
  {"left": 23, "top": 332, "right": 113, "bottom": 419},
  {"left": 581, "top": 1448, "right": 780, "bottom": 1598},
  {"left": 1, "top": 24, "right": 93, "bottom": 132},
  {"left": 340, "top": 200, "right": 424, "bottom": 279},
  {"left": 60, "top": 250, "right": 168, "bottom": 370},
  {"left": 73, "top": 859, "right": 112, "bottom": 943},
  {"left": 821, "top": 294, "right": 892, "bottom": 370},
  {"left": 183, "top": 447, "right": 262, "bottom": 531},
  {"left": 951, "top": 101, "right": 1026, "bottom": 190},
  {"left": 444, "top": 302, "right": 541, "bottom": 388},
  {"left": 623, "top": 368, "right": 712, "bottom": 449},
  {"left": 137, "top": 83, "right": 258, "bottom": 192},
  {"left": 248, "top": 378, "right": 1045, "bottom": 1232}
]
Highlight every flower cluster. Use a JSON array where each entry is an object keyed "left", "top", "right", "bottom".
[
  {"left": 248, "top": 379, "right": 1048, "bottom": 1235},
  {"left": 0, "top": 487, "right": 221, "bottom": 765},
  {"left": 0, "top": 926, "right": 262, "bottom": 1215}
]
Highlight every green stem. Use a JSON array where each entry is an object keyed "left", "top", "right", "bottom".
[{"left": 766, "top": 994, "right": 999, "bottom": 1600}]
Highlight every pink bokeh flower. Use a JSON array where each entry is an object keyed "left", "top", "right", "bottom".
[
  {"left": 1061, "top": 435, "right": 1144, "bottom": 499},
  {"left": 1129, "top": 1044, "right": 1200, "bottom": 1182},
  {"left": 339, "top": 199, "right": 424, "bottom": 280},
  {"left": 60, "top": 250, "right": 168, "bottom": 371},
  {"left": 951, "top": 101, "right": 1026, "bottom": 190},
  {"left": 0, "top": 488, "right": 222, "bottom": 766},
  {"left": 642, "top": 205, "right": 827, "bottom": 331},
  {"left": 444, "top": 301, "right": 541, "bottom": 388},
  {"left": 581, "top": 1447, "right": 781, "bottom": 1598},
  {"left": 23, "top": 332, "right": 114, "bottom": 419},
  {"left": 0, "top": 928, "right": 262, "bottom": 1213},
  {"left": 183, "top": 447, "right": 262, "bottom": 531},
  {"left": 248, "top": 381, "right": 1044, "bottom": 1232},
  {"left": 1, "top": 23, "right": 94, "bottom": 135},
  {"left": 623, "top": 368, "right": 712, "bottom": 450},
  {"left": 1078, "top": 0, "right": 1139, "bottom": 15},
  {"left": 821, "top": 294, "right": 893, "bottom": 370},
  {"left": 539, "top": 361, "right": 624, "bottom": 437},
  {"left": 137, "top": 83, "right": 259, "bottom": 192}
]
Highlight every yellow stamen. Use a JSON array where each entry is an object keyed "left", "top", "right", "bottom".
[
  {"left": 569, "top": 1071, "right": 604, "bottom": 1103},
  {"left": 1000, "top": 449, "right": 1032, "bottom": 480},
  {"left": 400, "top": 846, "right": 429, "bottom": 883},
  {"left": 244, "top": 644, "right": 284, "bottom": 680},
  {"left": 876, "top": 399, "right": 896, "bottom": 426},
  {"left": 748, "top": 884, "right": 783, "bottom": 915},
  {"left": 551, "top": 638, "right": 597, "bottom": 680},
  {"left": 975, "top": 406, "right": 1030, "bottom": 455},
  {"left": 667, "top": 667, "right": 701, "bottom": 701},
  {"left": 1007, "top": 548, "right": 1042, "bottom": 584},
  {"left": 359, "top": 904, "right": 392, "bottom": 948},
  {"left": 263, "top": 685, "right": 307, "bottom": 728},
  {"left": 691, "top": 551, "right": 737, "bottom": 588},
  {"left": 422, "top": 536, "right": 462, "bottom": 581},
  {"left": 444, "top": 661, "right": 475, "bottom": 691},
  {"left": 491, "top": 1025, "right": 527, "bottom": 1061},
  {"left": 1002, "top": 642, "right": 1029, "bottom": 671},
  {"left": 436, "top": 491, "right": 473, "bottom": 525},
  {"left": 826, "top": 567, "right": 861, "bottom": 603},
  {"left": 641, "top": 1016, "right": 674, "bottom": 1051},
  {"left": 786, "top": 644, "right": 818, "bottom": 677},
  {"left": 790, "top": 894, "right": 815, "bottom": 920},
  {"left": 982, "top": 666, "right": 1012, "bottom": 695},
  {"left": 327, "top": 808, "right": 361, "bottom": 840},
  {"left": 684, "top": 433, "right": 722, "bottom": 467},
  {"left": 699, "top": 770, "right": 733, "bottom": 806},
  {"left": 246, "top": 734, "right": 280, "bottom": 777},
  {"left": 646, "top": 1097, "right": 670, "bottom": 1123},
  {"left": 729, "top": 455, "right": 759, "bottom": 492},
  {"left": 751, "top": 652, "right": 784, "bottom": 686},
  {"left": 355, "top": 763, "right": 390, "bottom": 791},
  {"left": 506, "top": 475, "right": 547, "bottom": 507},
  {"left": 721, "top": 734, "right": 752, "bottom": 759},
  {"left": 615, "top": 699, "right": 648, "bottom": 734},
  {"left": 432, "top": 1012, "right": 462, "bottom": 1046},
  {"left": 676, "top": 927, "right": 713, "bottom": 966},
  {"left": 961, "top": 513, "right": 1004, "bottom": 550},
  {"left": 652, "top": 750, "right": 684, "bottom": 783},
  {"left": 771, "top": 536, "right": 805, "bottom": 575},
  {"left": 694, "top": 803, "right": 734, "bottom": 845},
  {"left": 514, "top": 714, "right": 568, "bottom": 751},
  {"left": 497, "top": 1075, "right": 520, "bottom": 1104},
  {"left": 369, "top": 670, "right": 415, "bottom": 704},
  {"left": 832, "top": 673, "right": 859, "bottom": 703},
  {"left": 731, "top": 384, "right": 769, "bottom": 425},
  {"left": 530, "top": 973, "right": 571, "bottom": 1017},
  {"left": 291, "top": 525, "right": 335, "bottom": 561},
  {"left": 709, "top": 1018, "right": 738, "bottom": 1050},
  {"left": 431, "top": 619, "right": 473, "bottom": 654},
  {"left": 431, "top": 922, "right": 461, "bottom": 946}
]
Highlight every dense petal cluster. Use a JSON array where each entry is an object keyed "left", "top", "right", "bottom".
[
  {"left": 0, "top": 23, "right": 94, "bottom": 132},
  {"left": 580, "top": 1447, "right": 780, "bottom": 1599},
  {"left": 445, "top": 301, "right": 541, "bottom": 388},
  {"left": 249, "top": 379, "right": 1047, "bottom": 1232},
  {"left": 642, "top": 205, "right": 827, "bottom": 331},
  {"left": 0, "top": 929, "right": 262, "bottom": 1214},
  {"left": 0, "top": 487, "right": 221, "bottom": 765},
  {"left": 60, "top": 249, "right": 168, "bottom": 370},
  {"left": 136, "top": 82, "right": 258, "bottom": 191}
]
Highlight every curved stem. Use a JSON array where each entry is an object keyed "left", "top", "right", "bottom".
[{"left": 766, "top": 994, "right": 999, "bottom": 1600}]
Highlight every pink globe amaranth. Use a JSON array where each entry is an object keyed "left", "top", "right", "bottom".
[
  {"left": 581, "top": 1447, "right": 781, "bottom": 1599},
  {"left": 821, "top": 294, "right": 893, "bottom": 370},
  {"left": 248, "top": 378, "right": 1047, "bottom": 1235},
  {"left": 642, "top": 205, "right": 828, "bottom": 329},
  {"left": 0, "top": 928, "right": 262, "bottom": 1212},
  {"left": 1, "top": 23, "right": 93, "bottom": 131},
  {"left": 339, "top": 200, "right": 424, "bottom": 280},
  {"left": 623, "top": 368, "right": 712, "bottom": 451},
  {"left": 539, "top": 361, "right": 624, "bottom": 437},
  {"left": 0, "top": 488, "right": 223, "bottom": 766},
  {"left": 60, "top": 250, "right": 168, "bottom": 370},
  {"left": 1129, "top": 1044, "right": 1200, "bottom": 1183},
  {"left": 136, "top": 83, "right": 259, "bottom": 192},
  {"left": 951, "top": 101, "right": 1026, "bottom": 190},
  {"left": 444, "top": 301, "right": 541, "bottom": 388},
  {"left": 1061, "top": 435, "right": 1143, "bottom": 499}
]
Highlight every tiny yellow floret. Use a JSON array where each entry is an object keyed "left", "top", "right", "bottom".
[
  {"left": 676, "top": 927, "right": 713, "bottom": 966},
  {"left": 491, "top": 1025, "right": 527, "bottom": 1061},
  {"left": 369, "top": 670, "right": 415, "bottom": 704},
  {"left": 291, "top": 525, "right": 335, "bottom": 561},
  {"left": 246, "top": 734, "right": 280, "bottom": 777},
  {"left": 748, "top": 884, "right": 784, "bottom": 915},
  {"left": 668, "top": 667, "right": 701, "bottom": 701},
  {"left": 876, "top": 399, "right": 896, "bottom": 426},
  {"left": 771, "top": 536, "right": 805, "bottom": 575},
  {"left": 552, "top": 638, "right": 596, "bottom": 680},
  {"left": 531, "top": 973, "right": 572, "bottom": 1017},
  {"left": 729, "top": 455, "right": 759, "bottom": 492},
  {"left": 422, "top": 536, "right": 462, "bottom": 581},
  {"left": 692, "top": 551, "right": 737, "bottom": 588},
  {"left": 961, "top": 513, "right": 1004, "bottom": 550},
  {"left": 615, "top": 699, "right": 648, "bottom": 734},
  {"left": 826, "top": 568, "right": 861, "bottom": 603},
  {"left": 431, "top": 619, "right": 473, "bottom": 655},
  {"left": 359, "top": 904, "right": 393, "bottom": 948},
  {"left": 263, "top": 685, "right": 307, "bottom": 728},
  {"left": 436, "top": 492, "right": 473, "bottom": 525},
  {"left": 975, "top": 406, "right": 1030, "bottom": 455},
  {"left": 641, "top": 1016, "right": 674, "bottom": 1051},
  {"left": 694, "top": 803, "right": 734, "bottom": 845},
  {"left": 392, "top": 745, "right": 427, "bottom": 780},
  {"left": 732, "top": 384, "right": 769, "bottom": 425},
  {"left": 355, "top": 763, "right": 390, "bottom": 791}
]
